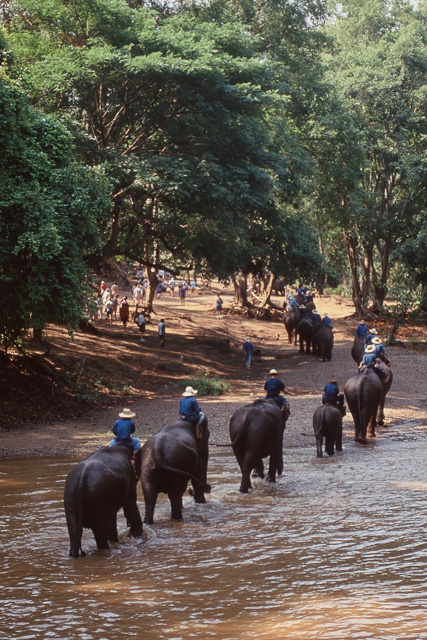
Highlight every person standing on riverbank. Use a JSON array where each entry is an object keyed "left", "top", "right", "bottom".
[
  {"left": 243, "top": 337, "right": 254, "bottom": 369},
  {"left": 158, "top": 318, "right": 166, "bottom": 348}
]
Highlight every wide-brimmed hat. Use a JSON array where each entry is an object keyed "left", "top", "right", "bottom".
[
  {"left": 368, "top": 328, "right": 378, "bottom": 334},
  {"left": 119, "top": 408, "right": 136, "bottom": 418},
  {"left": 372, "top": 337, "right": 382, "bottom": 345},
  {"left": 182, "top": 386, "right": 198, "bottom": 397},
  {"left": 312, "top": 308, "right": 318, "bottom": 313},
  {"left": 269, "top": 369, "right": 278, "bottom": 375},
  {"left": 365, "top": 345, "right": 375, "bottom": 353},
  {"left": 359, "top": 320, "right": 365, "bottom": 324},
  {"left": 324, "top": 313, "right": 329, "bottom": 317},
  {"left": 244, "top": 337, "right": 251, "bottom": 342}
]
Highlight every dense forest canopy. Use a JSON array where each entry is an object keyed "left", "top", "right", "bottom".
[{"left": 0, "top": 0, "right": 426, "bottom": 348}]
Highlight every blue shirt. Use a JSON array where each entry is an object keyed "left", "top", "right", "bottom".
[
  {"left": 264, "top": 378, "right": 285, "bottom": 398},
  {"left": 179, "top": 397, "right": 201, "bottom": 417},
  {"left": 375, "top": 344, "right": 385, "bottom": 357},
  {"left": 356, "top": 324, "right": 368, "bottom": 339},
  {"left": 366, "top": 334, "right": 376, "bottom": 345},
  {"left": 362, "top": 353, "right": 377, "bottom": 367},
  {"left": 243, "top": 341, "right": 254, "bottom": 354},
  {"left": 323, "top": 317, "right": 333, "bottom": 328},
  {"left": 311, "top": 313, "right": 321, "bottom": 322},
  {"left": 112, "top": 418, "right": 136, "bottom": 440},
  {"left": 324, "top": 383, "right": 339, "bottom": 401}
]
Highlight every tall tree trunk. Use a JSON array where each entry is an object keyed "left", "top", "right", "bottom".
[
  {"left": 343, "top": 230, "right": 363, "bottom": 315},
  {"left": 232, "top": 273, "right": 252, "bottom": 308},
  {"left": 360, "top": 248, "right": 372, "bottom": 304},
  {"left": 261, "top": 271, "right": 275, "bottom": 307},
  {"left": 371, "top": 237, "right": 390, "bottom": 309}
]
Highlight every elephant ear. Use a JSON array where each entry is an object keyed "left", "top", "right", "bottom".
[{"left": 196, "top": 420, "right": 209, "bottom": 440}]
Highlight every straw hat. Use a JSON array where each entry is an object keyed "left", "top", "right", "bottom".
[
  {"left": 119, "top": 408, "right": 136, "bottom": 419},
  {"left": 269, "top": 369, "right": 278, "bottom": 375},
  {"left": 182, "top": 386, "right": 198, "bottom": 397},
  {"left": 359, "top": 320, "right": 365, "bottom": 325},
  {"left": 244, "top": 337, "right": 251, "bottom": 342},
  {"left": 372, "top": 337, "right": 382, "bottom": 345},
  {"left": 368, "top": 328, "right": 378, "bottom": 334},
  {"left": 365, "top": 345, "right": 375, "bottom": 353}
]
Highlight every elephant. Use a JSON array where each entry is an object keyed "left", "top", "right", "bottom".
[
  {"left": 138, "top": 417, "right": 211, "bottom": 524},
  {"left": 313, "top": 403, "right": 345, "bottom": 457},
  {"left": 64, "top": 446, "right": 143, "bottom": 558},
  {"left": 351, "top": 337, "right": 365, "bottom": 365},
  {"left": 371, "top": 360, "right": 393, "bottom": 426},
  {"left": 344, "top": 368, "right": 383, "bottom": 443},
  {"left": 284, "top": 309, "right": 300, "bottom": 345},
  {"left": 297, "top": 317, "right": 313, "bottom": 353},
  {"left": 229, "top": 398, "right": 289, "bottom": 493},
  {"left": 312, "top": 324, "right": 334, "bottom": 361}
]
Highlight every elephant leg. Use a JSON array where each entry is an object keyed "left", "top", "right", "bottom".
[
  {"left": 123, "top": 496, "right": 143, "bottom": 538},
  {"left": 169, "top": 492, "right": 183, "bottom": 520},
  {"left": 325, "top": 436, "right": 335, "bottom": 456},
  {"left": 92, "top": 525, "right": 110, "bottom": 550},
  {"left": 335, "top": 431, "right": 343, "bottom": 452},
  {"left": 68, "top": 527, "right": 83, "bottom": 558},
  {"left": 239, "top": 466, "right": 253, "bottom": 493},
  {"left": 252, "top": 460, "right": 264, "bottom": 478},
  {"left": 191, "top": 479, "right": 206, "bottom": 504},
  {"left": 299, "top": 337, "right": 304, "bottom": 353},
  {"left": 316, "top": 436, "right": 323, "bottom": 458},
  {"left": 142, "top": 485, "right": 158, "bottom": 525},
  {"left": 306, "top": 340, "right": 311, "bottom": 354},
  {"left": 377, "top": 402, "right": 385, "bottom": 426},
  {"left": 368, "top": 413, "right": 377, "bottom": 438}
]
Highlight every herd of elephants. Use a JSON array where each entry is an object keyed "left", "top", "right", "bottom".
[{"left": 64, "top": 302, "right": 393, "bottom": 558}]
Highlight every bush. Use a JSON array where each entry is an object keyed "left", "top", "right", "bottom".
[{"left": 181, "top": 375, "right": 231, "bottom": 396}]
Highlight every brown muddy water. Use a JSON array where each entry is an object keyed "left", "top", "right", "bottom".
[{"left": 1, "top": 423, "right": 427, "bottom": 640}]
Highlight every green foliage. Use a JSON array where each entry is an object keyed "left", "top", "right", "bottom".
[
  {"left": 0, "top": 78, "right": 111, "bottom": 350},
  {"left": 181, "top": 375, "right": 231, "bottom": 396}
]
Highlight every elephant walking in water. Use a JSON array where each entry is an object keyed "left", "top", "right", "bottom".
[
  {"left": 344, "top": 369, "right": 383, "bottom": 443},
  {"left": 138, "top": 418, "right": 211, "bottom": 524},
  {"left": 229, "top": 398, "right": 289, "bottom": 493},
  {"left": 313, "top": 403, "right": 345, "bottom": 457},
  {"left": 64, "top": 446, "right": 143, "bottom": 558}
]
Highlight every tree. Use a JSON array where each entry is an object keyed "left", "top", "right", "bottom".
[
  {"left": 3, "top": 0, "right": 326, "bottom": 312},
  {"left": 0, "top": 77, "right": 111, "bottom": 350},
  {"left": 321, "top": 0, "right": 427, "bottom": 311}
]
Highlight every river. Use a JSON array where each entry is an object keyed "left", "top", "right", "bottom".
[{"left": 1, "top": 422, "right": 427, "bottom": 640}]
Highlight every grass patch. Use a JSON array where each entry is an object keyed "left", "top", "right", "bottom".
[{"left": 181, "top": 375, "right": 231, "bottom": 396}]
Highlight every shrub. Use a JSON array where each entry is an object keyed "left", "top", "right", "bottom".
[{"left": 181, "top": 375, "right": 231, "bottom": 396}]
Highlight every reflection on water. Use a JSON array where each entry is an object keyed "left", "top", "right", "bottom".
[{"left": 1, "top": 428, "right": 427, "bottom": 640}]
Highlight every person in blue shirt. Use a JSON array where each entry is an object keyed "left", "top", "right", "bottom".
[
  {"left": 288, "top": 296, "right": 298, "bottom": 311},
  {"left": 323, "top": 313, "right": 334, "bottom": 329},
  {"left": 243, "top": 337, "right": 255, "bottom": 369},
  {"left": 355, "top": 321, "right": 368, "bottom": 340},
  {"left": 109, "top": 408, "right": 141, "bottom": 452},
  {"left": 372, "top": 337, "right": 388, "bottom": 362},
  {"left": 311, "top": 308, "right": 321, "bottom": 323},
  {"left": 365, "top": 328, "right": 378, "bottom": 345},
  {"left": 264, "top": 369, "right": 295, "bottom": 413},
  {"left": 359, "top": 344, "right": 377, "bottom": 371},
  {"left": 179, "top": 387, "right": 204, "bottom": 425},
  {"left": 322, "top": 380, "right": 345, "bottom": 409}
]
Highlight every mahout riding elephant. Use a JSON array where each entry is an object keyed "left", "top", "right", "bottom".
[
  {"left": 344, "top": 369, "right": 383, "bottom": 443},
  {"left": 284, "top": 309, "right": 300, "bottom": 345},
  {"left": 313, "top": 403, "right": 345, "bottom": 457},
  {"left": 297, "top": 317, "right": 313, "bottom": 353},
  {"left": 64, "top": 446, "right": 143, "bottom": 558},
  {"left": 312, "top": 325, "right": 334, "bottom": 361},
  {"left": 229, "top": 398, "right": 289, "bottom": 493},
  {"left": 138, "top": 418, "right": 211, "bottom": 524},
  {"left": 351, "top": 337, "right": 365, "bottom": 364}
]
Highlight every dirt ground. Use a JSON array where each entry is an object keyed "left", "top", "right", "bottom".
[{"left": 1, "top": 281, "right": 427, "bottom": 458}]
